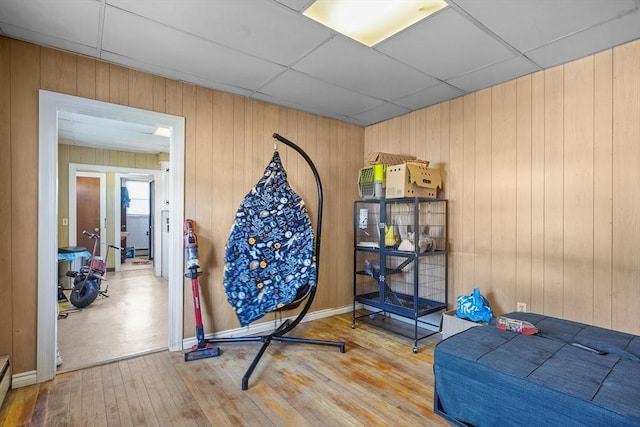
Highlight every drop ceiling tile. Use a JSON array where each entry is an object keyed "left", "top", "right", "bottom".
[
  {"left": 293, "top": 37, "right": 440, "bottom": 101},
  {"left": 0, "top": 0, "right": 100, "bottom": 47},
  {"left": 394, "top": 83, "right": 465, "bottom": 111},
  {"left": 252, "top": 91, "right": 366, "bottom": 126},
  {"left": 258, "top": 69, "right": 383, "bottom": 116},
  {"left": 102, "top": 8, "right": 285, "bottom": 91},
  {"left": 526, "top": 9, "right": 640, "bottom": 68},
  {"left": 451, "top": 0, "right": 638, "bottom": 53},
  {"left": 0, "top": 23, "right": 98, "bottom": 57},
  {"left": 272, "top": 0, "right": 314, "bottom": 13},
  {"left": 376, "top": 7, "right": 514, "bottom": 80},
  {"left": 106, "top": 0, "right": 332, "bottom": 66},
  {"left": 447, "top": 55, "right": 540, "bottom": 93},
  {"left": 350, "top": 102, "right": 412, "bottom": 126},
  {"left": 100, "top": 51, "right": 254, "bottom": 98}
]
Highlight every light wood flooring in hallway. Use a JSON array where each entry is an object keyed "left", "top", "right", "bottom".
[{"left": 57, "top": 256, "right": 168, "bottom": 373}]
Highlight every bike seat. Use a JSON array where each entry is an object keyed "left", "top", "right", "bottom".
[{"left": 58, "top": 246, "right": 88, "bottom": 253}]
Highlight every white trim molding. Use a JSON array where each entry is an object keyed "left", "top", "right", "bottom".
[
  {"left": 182, "top": 305, "right": 354, "bottom": 349},
  {"left": 11, "top": 370, "right": 37, "bottom": 389},
  {"left": 38, "top": 90, "right": 185, "bottom": 383}
]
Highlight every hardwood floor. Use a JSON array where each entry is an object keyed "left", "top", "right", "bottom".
[
  {"left": 1, "top": 312, "right": 449, "bottom": 426},
  {"left": 57, "top": 258, "right": 168, "bottom": 372}
]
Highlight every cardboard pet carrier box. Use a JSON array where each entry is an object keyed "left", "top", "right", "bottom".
[
  {"left": 366, "top": 152, "right": 416, "bottom": 165},
  {"left": 385, "top": 162, "right": 441, "bottom": 199}
]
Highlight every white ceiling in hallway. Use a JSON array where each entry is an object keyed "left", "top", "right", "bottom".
[
  {"left": 57, "top": 111, "right": 170, "bottom": 155},
  {"left": 1, "top": 0, "right": 639, "bottom": 129}
]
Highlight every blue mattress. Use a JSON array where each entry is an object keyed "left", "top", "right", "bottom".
[{"left": 434, "top": 312, "right": 640, "bottom": 426}]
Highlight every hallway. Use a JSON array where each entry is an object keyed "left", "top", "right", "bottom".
[{"left": 57, "top": 258, "right": 168, "bottom": 373}]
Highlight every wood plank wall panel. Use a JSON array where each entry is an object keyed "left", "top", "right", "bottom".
[
  {"left": 592, "top": 50, "right": 613, "bottom": 329},
  {"left": 0, "top": 36, "right": 12, "bottom": 358},
  {"left": 344, "top": 125, "right": 363, "bottom": 304},
  {"left": 612, "top": 41, "right": 640, "bottom": 334},
  {"left": 438, "top": 104, "right": 450, "bottom": 198},
  {"left": 77, "top": 56, "right": 96, "bottom": 100},
  {"left": 128, "top": 70, "right": 154, "bottom": 111},
  {"left": 543, "top": 66, "right": 564, "bottom": 318},
  {"left": 10, "top": 40, "right": 40, "bottom": 373},
  {"left": 181, "top": 83, "right": 198, "bottom": 327},
  {"left": 490, "top": 81, "right": 517, "bottom": 313},
  {"left": 515, "top": 75, "right": 532, "bottom": 310},
  {"left": 318, "top": 116, "right": 334, "bottom": 307},
  {"left": 109, "top": 64, "right": 129, "bottom": 106},
  {"left": 461, "top": 95, "right": 475, "bottom": 291},
  {"left": 563, "top": 56, "right": 594, "bottom": 324},
  {"left": 530, "top": 71, "right": 545, "bottom": 313},
  {"left": 210, "top": 91, "right": 235, "bottom": 329},
  {"left": 473, "top": 90, "right": 492, "bottom": 301},
  {"left": 40, "top": 48, "right": 77, "bottom": 95},
  {"left": 193, "top": 88, "right": 214, "bottom": 329},
  {"left": 95, "top": 61, "right": 110, "bottom": 103},
  {"left": 364, "top": 39, "right": 640, "bottom": 335},
  {"left": 0, "top": 36, "right": 364, "bottom": 375},
  {"left": 191, "top": 86, "right": 215, "bottom": 326},
  {"left": 447, "top": 98, "right": 463, "bottom": 299},
  {"left": 437, "top": 103, "right": 451, "bottom": 304},
  {"left": 182, "top": 84, "right": 197, "bottom": 228}
]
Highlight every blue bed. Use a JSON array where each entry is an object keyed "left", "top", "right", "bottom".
[{"left": 434, "top": 312, "right": 640, "bottom": 426}]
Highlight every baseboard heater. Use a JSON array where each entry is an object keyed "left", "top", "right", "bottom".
[{"left": 0, "top": 356, "right": 10, "bottom": 407}]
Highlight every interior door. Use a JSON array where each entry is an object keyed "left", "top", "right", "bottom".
[
  {"left": 76, "top": 176, "right": 100, "bottom": 252},
  {"left": 148, "top": 181, "right": 154, "bottom": 260}
]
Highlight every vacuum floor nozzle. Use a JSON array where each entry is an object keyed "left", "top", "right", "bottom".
[{"left": 184, "top": 345, "right": 221, "bottom": 361}]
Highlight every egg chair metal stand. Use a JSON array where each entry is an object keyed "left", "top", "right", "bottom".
[{"left": 206, "top": 132, "right": 346, "bottom": 390}]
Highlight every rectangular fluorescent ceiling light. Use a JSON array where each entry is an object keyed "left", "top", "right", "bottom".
[
  {"left": 153, "top": 127, "right": 171, "bottom": 137},
  {"left": 303, "top": 0, "right": 447, "bottom": 47}
]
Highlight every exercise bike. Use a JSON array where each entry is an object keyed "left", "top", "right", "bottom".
[{"left": 66, "top": 230, "right": 121, "bottom": 308}]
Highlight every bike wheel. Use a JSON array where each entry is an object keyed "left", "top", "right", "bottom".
[{"left": 69, "top": 278, "right": 100, "bottom": 308}]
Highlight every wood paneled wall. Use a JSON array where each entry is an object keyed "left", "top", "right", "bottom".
[
  {"left": 366, "top": 40, "right": 640, "bottom": 335},
  {"left": 0, "top": 36, "right": 363, "bottom": 374},
  {"left": 2, "top": 33, "right": 638, "bottom": 375}
]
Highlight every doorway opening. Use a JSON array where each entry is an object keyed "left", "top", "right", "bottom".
[
  {"left": 38, "top": 90, "right": 185, "bottom": 383},
  {"left": 57, "top": 165, "right": 167, "bottom": 372},
  {"left": 122, "top": 178, "right": 153, "bottom": 261}
]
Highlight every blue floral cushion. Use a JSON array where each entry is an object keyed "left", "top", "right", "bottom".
[{"left": 224, "top": 151, "right": 316, "bottom": 326}]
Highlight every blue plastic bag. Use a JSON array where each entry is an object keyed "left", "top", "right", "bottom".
[{"left": 456, "top": 287, "right": 493, "bottom": 323}]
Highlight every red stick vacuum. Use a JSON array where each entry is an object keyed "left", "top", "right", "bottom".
[{"left": 184, "top": 219, "right": 220, "bottom": 361}]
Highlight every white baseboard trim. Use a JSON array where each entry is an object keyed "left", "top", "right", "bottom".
[
  {"left": 182, "top": 304, "right": 354, "bottom": 350},
  {"left": 12, "top": 370, "right": 37, "bottom": 389}
]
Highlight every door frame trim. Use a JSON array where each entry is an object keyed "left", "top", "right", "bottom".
[
  {"left": 69, "top": 165, "right": 161, "bottom": 273},
  {"left": 38, "top": 90, "right": 185, "bottom": 383}
]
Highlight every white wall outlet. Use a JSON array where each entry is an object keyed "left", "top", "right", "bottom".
[
  {"left": 517, "top": 302, "right": 527, "bottom": 312},
  {"left": 62, "top": 218, "right": 68, "bottom": 226}
]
